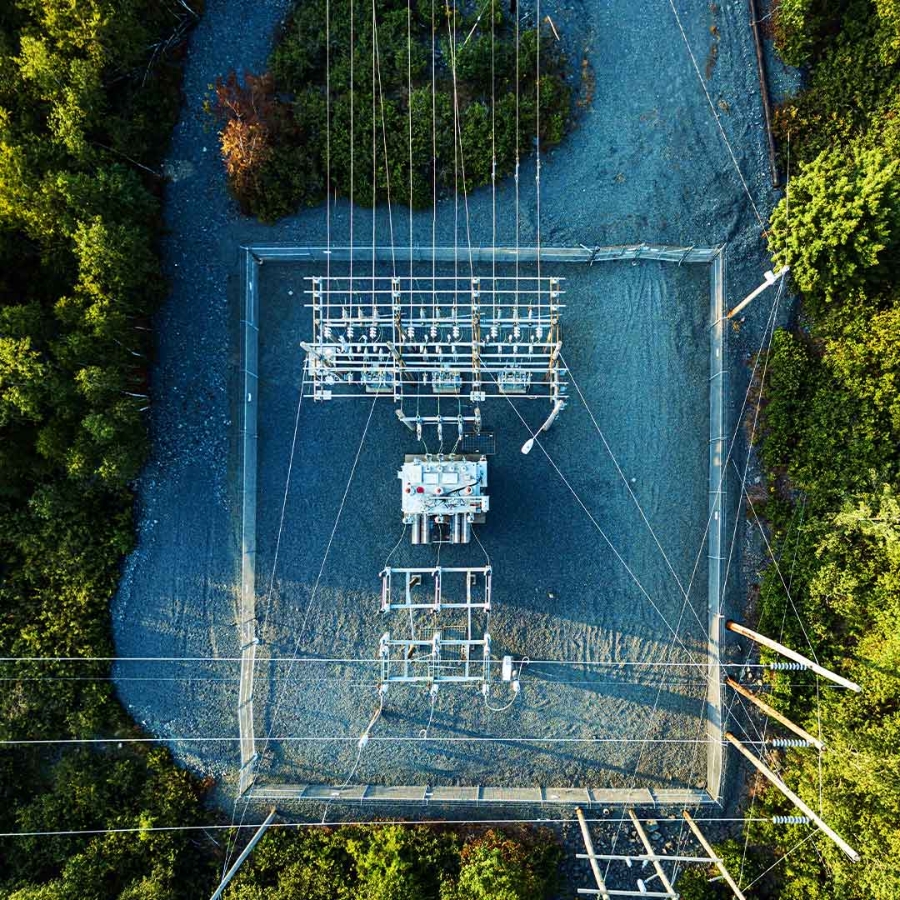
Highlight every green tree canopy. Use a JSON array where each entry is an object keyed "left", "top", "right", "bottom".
[{"left": 768, "top": 145, "right": 900, "bottom": 313}]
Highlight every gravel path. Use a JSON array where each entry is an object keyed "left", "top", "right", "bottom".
[{"left": 112, "top": 0, "right": 798, "bottom": 811}]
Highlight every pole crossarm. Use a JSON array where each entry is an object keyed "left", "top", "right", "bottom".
[
  {"left": 724, "top": 732, "right": 860, "bottom": 862},
  {"left": 577, "top": 891, "right": 679, "bottom": 898},
  {"left": 682, "top": 810, "right": 747, "bottom": 900},
  {"left": 725, "top": 676, "right": 824, "bottom": 750},
  {"left": 725, "top": 620, "right": 861, "bottom": 692},
  {"left": 577, "top": 852, "right": 717, "bottom": 864}
]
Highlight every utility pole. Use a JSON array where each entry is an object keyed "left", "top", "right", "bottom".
[
  {"left": 210, "top": 807, "right": 277, "bottom": 900},
  {"left": 726, "top": 620, "right": 861, "bottom": 692},
  {"left": 724, "top": 732, "right": 860, "bottom": 862},
  {"left": 575, "top": 807, "right": 610, "bottom": 900},
  {"left": 682, "top": 810, "right": 747, "bottom": 900},
  {"left": 725, "top": 267, "right": 789, "bottom": 319},
  {"left": 725, "top": 676, "right": 825, "bottom": 750},
  {"left": 627, "top": 810, "right": 676, "bottom": 898}
]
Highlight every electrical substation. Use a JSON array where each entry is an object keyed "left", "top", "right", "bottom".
[{"left": 226, "top": 245, "right": 861, "bottom": 898}]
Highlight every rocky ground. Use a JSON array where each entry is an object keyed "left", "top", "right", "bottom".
[{"left": 111, "top": 0, "right": 798, "bottom": 865}]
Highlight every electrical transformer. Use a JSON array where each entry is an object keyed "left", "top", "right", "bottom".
[{"left": 398, "top": 454, "right": 488, "bottom": 545}]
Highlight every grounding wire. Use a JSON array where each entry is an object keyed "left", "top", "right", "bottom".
[
  {"left": 431, "top": 0, "right": 437, "bottom": 326},
  {"left": 561, "top": 352, "right": 712, "bottom": 645},
  {"left": 0, "top": 655, "right": 811, "bottom": 668},
  {"left": 670, "top": 692, "right": 712, "bottom": 884},
  {"left": 16, "top": 673, "right": 801, "bottom": 686},
  {"left": 445, "top": 5, "right": 475, "bottom": 280},
  {"left": 733, "top": 462, "right": 827, "bottom": 817},
  {"left": 663, "top": 262, "right": 784, "bottom": 656},
  {"left": 741, "top": 830, "right": 819, "bottom": 891},
  {"left": 684, "top": 266, "right": 781, "bottom": 629},
  {"left": 259, "top": 364, "right": 309, "bottom": 640},
  {"left": 227, "top": 394, "right": 379, "bottom": 865},
  {"left": 450, "top": 2, "right": 459, "bottom": 321},
  {"left": 418, "top": 690, "right": 438, "bottom": 739},
  {"left": 599, "top": 263, "right": 785, "bottom": 879},
  {"left": 722, "top": 503, "right": 800, "bottom": 888},
  {"left": 514, "top": 0, "right": 520, "bottom": 321},
  {"left": 720, "top": 276, "right": 785, "bottom": 602},
  {"left": 326, "top": 0, "right": 332, "bottom": 334},
  {"left": 490, "top": 0, "right": 497, "bottom": 322},
  {"left": 600, "top": 482, "right": 715, "bottom": 880},
  {"left": 731, "top": 462, "right": 829, "bottom": 881},
  {"left": 704, "top": 277, "right": 784, "bottom": 878},
  {"left": 735, "top": 464, "right": 821, "bottom": 666},
  {"left": 349, "top": 0, "right": 355, "bottom": 292},
  {"left": 0, "top": 735, "right": 770, "bottom": 747},
  {"left": 407, "top": 0, "right": 414, "bottom": 330},
  {"left": 373, "top": 6, "right": 397, "bottom": 278},
  {"left": 562, "top": 352, "right": 689, "bottom": 601},
  {"left": 487, "top": 369, "right": 704, "bottom": 665},
  {"left": 535, "top": 0, "right": 542, "bottom": 287},
  {"left": 321, "top": 690, "right": 385, "bottom": 823}
]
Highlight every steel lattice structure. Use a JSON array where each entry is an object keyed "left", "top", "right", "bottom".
[
  {"left": 302, "top": 273, "right": 567, "bottom": 436},
  {"left": 378, "top": 567, "right": 492, "bottom": 689}
]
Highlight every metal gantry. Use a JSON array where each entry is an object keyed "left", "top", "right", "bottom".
[
  {"left": 380, "top": 566, "right": 492, "bottom": 613},
  {"left": 303, "top": 272, "right": 567, "bottom": 436},
  {"left": 379, "top": 566, "right": 492, "bottom": 690}
]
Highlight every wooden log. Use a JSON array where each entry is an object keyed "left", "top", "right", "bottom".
[
  {"left": 627, "top": 809, "right": 676, "bottom": 896},
  {"left": 748, "top": 0, "right": 779, "bottom": 187},
  {"left": 725, "top": 732, "right": 860, "bottom": 862},
  {"left": 682, "top": 810, "right": 748, "bottom": 900},
  {"left": 575, "top": 807, "right": 610, "bottom": 899},
  {"left": 726, "top": 620, "right": 861, "bottom": 692},
  {"left": 726, "top": 676, "right": 824, "bottom": 750}
]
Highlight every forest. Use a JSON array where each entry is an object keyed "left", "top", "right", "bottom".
[
  {"left": 679, "top": 0, "right": 900, "bottom": 897},
  {"left": 215, "top": 0, "right": 571, "bottom": 221},
  {"left": 0, "top": 0, "right": 221, "bottom": 896}
]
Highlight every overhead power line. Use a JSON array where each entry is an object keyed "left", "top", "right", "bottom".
[{"left": 0, "top": 815, "right": 771, "bottom": 841}]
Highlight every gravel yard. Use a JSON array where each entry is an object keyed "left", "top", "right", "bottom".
[
  {"left": 112, "top": 0, "right": 798, "bottom": 814},
  {"left": 251, "top": 256, "right": 710, "bottom": 792}
]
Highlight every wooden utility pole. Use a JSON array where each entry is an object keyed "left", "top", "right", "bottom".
[
  {"left": 627, "top": 810, "right": 676, "bottom": 897},
  {"left": 725, "top": 267, "right": 789, "bottom": 319},
  {"left": 724, "top": 732, "right": 860, "bottom": 862},
  {"left": 210, "top": 807, "right": 277, "bottom": 900},
  {"left": 725, "top": 676, "right": 824, "bottom": 750},
  {"left": 726, "top": 620, "right": 861, "bottom": 692},
  {"left": 575, "top": 807, "right": 610, "bottom": 900},
  {"left": 748, "top": 0, "right": 779, "bottom": 187},
  {"left": 682, "top": 810, "right": 748, "bottom": 900}
]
